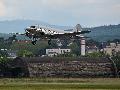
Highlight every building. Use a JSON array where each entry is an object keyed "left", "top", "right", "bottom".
[
  {"left": 46, "top": 48, "right": 71, "bottom": 57},
  {"left": 0, "top": 49, "right": 17, "bottom": 58},
  {"left": 86, "top": 45, "right": 99, "bottom": 54},
  {"left": 103, "top": 43, "right": 120, "bottom": 55},
  {"left": 7, "top": 50, "right": 18, "bottom": 58}
]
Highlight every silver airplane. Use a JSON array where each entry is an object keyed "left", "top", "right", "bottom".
[{"left": 24, "top": 24, "right": 91, "bottom": 45}]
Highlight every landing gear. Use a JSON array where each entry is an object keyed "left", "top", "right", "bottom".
[
  {"left": 48, "top": 39, "right": 51, "bottom": 45},
  {"left": 31, "top": 40, "right": 37, "bottom": 45},
  {"left": 32, "top": 36, "right": 37, "bottom": 45}
]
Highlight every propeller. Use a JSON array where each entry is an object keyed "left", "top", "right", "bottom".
[{"left": 31, "top": 40, "right": 37, "bottom": 45}]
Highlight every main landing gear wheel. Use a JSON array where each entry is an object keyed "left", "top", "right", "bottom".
[
  {"left": 32, "top": 40, "right": 37, "bottom": 45},
  {"left": 48, "top": 39, "right": 51, "bottom": 45}
]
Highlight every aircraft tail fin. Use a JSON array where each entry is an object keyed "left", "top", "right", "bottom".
[{"left": 74, "top": 24, "right": 82, "bottom": 32}]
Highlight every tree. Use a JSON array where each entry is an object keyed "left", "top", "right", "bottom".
[
  {"left": 17, "top": 50, "right": 33, "bottom": 57},
  {"left": 0, "top": 50, "right": 9, "bottom": 73},
  {"left": 35, "top": 48, "right": 46, "bottom": 56},
  {"left": 48, "top": 40, "right": 59, "bottom": 48},
  {"left": 86, "top": 39, "right": 100, "bottom": 47},
  {"left": 111, "top": 52, "right": 120, "bottom": 72},
  {"left": 60, "top": 39, "right": 70, "bottom": 48},
  {"left": 69, "top": 42, "right": 80, "bottom": 56},
  {"left": 11, "top": 40, "right": 48, "bottom": 56},
  {"left": 5, "top": 35, "right": 17, "bottom": 45},
  {"left": 0, "top": 50, "right": 8, "bottom": 57}
]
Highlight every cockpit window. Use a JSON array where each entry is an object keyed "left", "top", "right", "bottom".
[{"left": 30, "top": 26, "right": 35, "bottom": 28}]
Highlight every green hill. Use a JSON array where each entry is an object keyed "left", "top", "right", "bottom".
[{"left": 85, "top": 24, "right": 120, "bottom": 41}]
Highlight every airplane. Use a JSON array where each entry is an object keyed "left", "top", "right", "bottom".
[{"left": 20, "top": 24, "right": 91, "bottom": 45}]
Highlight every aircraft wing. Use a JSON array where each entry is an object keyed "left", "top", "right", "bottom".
[{"left": 50, "top": 30, "right": 91, "bottom": 38}]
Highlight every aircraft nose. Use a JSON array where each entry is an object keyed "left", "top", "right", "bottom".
[
  {"left": 26, "top": 32, "right": 29, "bottom": 36},
  {"left": 25, "top": 28, "right": 30, "bottom": 32}
]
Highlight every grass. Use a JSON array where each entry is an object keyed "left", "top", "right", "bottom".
[{"left": 0, "top": 78, "right": 120, "bottom": 90}]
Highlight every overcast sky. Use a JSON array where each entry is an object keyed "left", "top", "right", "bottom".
[{"left": 0, "top": 0, "right": 120, "bottom": 27}]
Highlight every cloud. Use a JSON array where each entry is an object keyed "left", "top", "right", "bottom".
[
  {"left": 0, "top": 0, "right": 6, "bottom": 16},
  {"left": 1, "top": 0, "right": 120, "bottom": 26}
]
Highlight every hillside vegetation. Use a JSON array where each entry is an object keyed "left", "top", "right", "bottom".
[{"left": 85, "top": 24, "right": 120, "bottom": 41}]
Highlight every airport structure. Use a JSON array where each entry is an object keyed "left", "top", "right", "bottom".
[
  {"left": 80, "top": 36, "right": 86, "bottom": 56},
  {"left": 46, "top": 48, "right": 71, "bottom": 57}
]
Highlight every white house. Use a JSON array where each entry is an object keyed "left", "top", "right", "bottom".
[
  {"left": 86, "top": 45, "right": 99, "bottom": 54},
  {"left": 46, "top": 48, "right": 71, "bottom": 57},
  {"left": 103, "top": 43, "right": 120, "bottom": 55}
]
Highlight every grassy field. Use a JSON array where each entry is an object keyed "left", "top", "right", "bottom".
[{"left": 0, "top": 78, "right": 120, "bottom": 90}]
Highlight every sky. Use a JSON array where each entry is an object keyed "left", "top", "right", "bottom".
[{"left": 0, "top": 0, "right": 120, "bottom": 27}]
